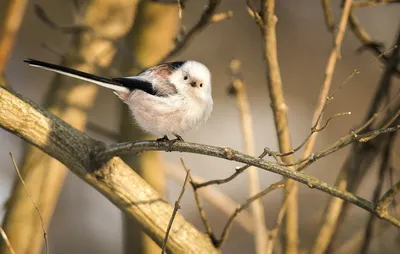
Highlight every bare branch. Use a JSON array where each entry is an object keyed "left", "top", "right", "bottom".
[
  {"left": 348, "top": 10, "right": 400, "bottom": 76},
  {"left": 0, "top": 226, "right": 15, "bottom": 254},
  {"left": 0, "top": 87, "right": 218, "bottom": 254},
  {"left": 165, "top": 163, "right": 254, "bottom": 233},
  {"left": 321, "top": 0, "right": 335, "bottom": 32},
  {"left": 377, "top": 180, "right": 400, "bottom": 218},
  {"left": 9, "top": 152, "right": 49, "bottom": 254},
  {"left": 217, "top": 180, "right": 285, "bottom": 247},
  {"left": 260, "top": 0, "right": 298, "bottom": 251},
  {"left": 161, "top": 0, "right": 227, "bottom": 62},
  {"left": 162, "top": 160, "right": 190, "bottom": 253},
  {"left": 180, "top": 159, "right": 218, "bottom": 245},
  {"left": 352, "top": 0, "right": 400, "bottom": 8}
]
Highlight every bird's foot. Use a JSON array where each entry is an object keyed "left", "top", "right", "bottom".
[{"left": 156, "top": 135, "right": 170, "bottom": 142}]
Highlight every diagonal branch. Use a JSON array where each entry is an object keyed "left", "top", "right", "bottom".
[{"left": 0, "top": 87, "right": 218, "bottom": 254}]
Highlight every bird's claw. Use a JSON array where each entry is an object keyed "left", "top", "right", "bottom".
[{"left": 156, "top": 135, "right": 170, "bottom": 142}]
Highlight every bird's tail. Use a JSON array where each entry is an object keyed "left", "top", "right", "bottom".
[{"left": 24, "top": 59, "right": 129, "bottom": 93}]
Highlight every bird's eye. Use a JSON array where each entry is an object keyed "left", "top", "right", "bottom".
[
  {"left": 183, "top": 76, "right": 188, "bottom": 80},
  {"left": 199, "top": 83, "right": 203, "bottom": 87}
]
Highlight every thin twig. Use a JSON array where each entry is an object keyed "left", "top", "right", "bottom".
[
  {"left": 303, "top": 0, "right": 353, "bottom": 164},
  {"left": 160, "top": 0, "right": 225, "bottom": 62},
  {"left": 216, "top": 180, "right": 286, "bottom": 247},
  {"left": 180, "top": 159, "right": 218, "bottom": 245},
  {"left": 193, "top": 149, "right": 269, "bottom": 189},
  {"left": 9, "top": 152, "right": 49, "bottom": 254},
  {"left": 360, "top": 134, "right": 395, "bottom": 254},
  {"left": 311, "top": 23, "right": 400, "bottom": 254},
  {"left": 161, "top": 159, "right": 190, "bottom": 253},
  {"left": 165, "top": 162, "right": 254, "bottom": 233},
  {"left": 229, "top": 59, "right": 268, "bottom": 253},
  {"left": 348, "top": 10, "right": 400, "bottom": 76},
  {"left": 321, "top": 0, "right": 335, "bottom": 32},
  {"left": 0, "top": 226, "right": 15, "bottom": 254}
]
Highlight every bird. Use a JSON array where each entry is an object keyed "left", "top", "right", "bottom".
[{"left": 24, "top": 58, "right": 213, "bottom": 142}]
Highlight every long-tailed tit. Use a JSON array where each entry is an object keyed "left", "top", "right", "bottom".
[{"left": 24, "top": 59, "right": 213, "bottom": 141}]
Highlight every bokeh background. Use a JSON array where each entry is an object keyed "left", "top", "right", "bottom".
[{"left": 0, "top": 0, "right": 399, "bottom": 253}]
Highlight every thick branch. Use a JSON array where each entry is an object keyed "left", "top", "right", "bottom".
[{"left": 0, "top": 87, "right": 218, "bottom": 254}]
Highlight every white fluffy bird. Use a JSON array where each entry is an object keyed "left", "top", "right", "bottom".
[{"left": 24, "top": 59, "right": 213, "bottom": 141}]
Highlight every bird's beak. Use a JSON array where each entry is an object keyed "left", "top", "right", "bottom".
[{"left": 190, "top": 81, "right": 197, "bottom": 87}]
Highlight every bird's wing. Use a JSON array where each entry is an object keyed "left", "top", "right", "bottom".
[{"left": 117, "top": 61, "right": 186, "bottom": 96}]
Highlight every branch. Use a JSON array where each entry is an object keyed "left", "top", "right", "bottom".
[
  {"left": 376, "top": 179, "right": 400, "bottom": 217},
  {"left": 1, "top": 1, "right": 140, "bottom": 253},
  {"left": 321, "top": 0, "right": 335, "bottom": 32},
  {"left": 229, "top": 59, "right": 268, "bottom": 253},
  {"left": 0, "top": 87, "right": 218, "bottom": 254},
  {"left": 311, "top": 23, "right": 400, "bottom": 254},
  {"left": 359, "top": 134, "right": 395, "bottom": 254},
  {"left": 162, "top": 162, "right": 190, "bottom": 253},
  {"left": 0, "top": 226, "right": 14, "bottom": 254},
  {"left": 160, "top": 0, "right": 227, "bottom": 62},
  {"left": 217, "top": 180, "right": 285, "bottom": 247},
  {"left": 0, "top": 0, "right": 28, "bottom": 87},
  {"left": 260, "top": 0, "right": 298, "bottom": 251},
  {"left": 0, "top": 0, "right": 28, "bottom": 73},
  {"left": 97, "top": 133, "right": 400, "bottom": 228},
  {"left": 352, "top": 0, "right": 400, "bottom": 8},
  {"left": 118, "top": 2, "right": 179, "bottom": 253},
  {"left": 180, "top": 159, "right": 218, "bottom": 245},
  {"left": 9, "top": 152, "right": 49, "bottom": 254},
  {"left": 348, "top": 9, "right": 400, "bottom": 77},
  {"left": 165, "top": 163, "right": 254, "bottom": 233}
]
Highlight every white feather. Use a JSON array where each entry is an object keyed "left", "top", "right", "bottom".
[{"left": 28, "top": 63, "right": 129, "bottom": 93}]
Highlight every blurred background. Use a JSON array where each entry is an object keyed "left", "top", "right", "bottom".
[{"left": 0, "top": 0, "right": 399, "bottom": 253}]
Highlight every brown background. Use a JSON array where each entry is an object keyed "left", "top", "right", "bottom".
[{"left": 1, "top": 0, "right": 399, "bottom": 253}]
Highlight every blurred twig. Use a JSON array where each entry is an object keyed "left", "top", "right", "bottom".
[
  {"left": 162, "top": 159, "right": 190, "bottom": 254},
  {"left": 0, "top": 0, "right": 28, "bottom": 87},
  {"left": 0, "top": 226, "right": 14, "bottom": 254},
  {"left": 229, "top": 59, "right": 268, "bottom": 254},
  {"left": 321, "top": 0, "right": 335, "bottom": 32},
  {"left": 335, "top": 205, "right": 399, "bottom": 253},
  {"left": 360, "top": 134, "right": 395, "bottom": 254},
  {"left": 312, "top": 24, "right": 400, "bottom": 253},
  {"left": 352, "top": 0, "right": 400, "bottom": 7},
  {"left": 348, "top": 9, "right": 400, "bottom": 76},
  {"left": 9, "top": 152, "right": 48, "bottom": 254},
  {"left": 217, "top": 180, "right": 286, "bottom": 248}
]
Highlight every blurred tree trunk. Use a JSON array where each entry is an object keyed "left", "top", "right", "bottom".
[
  {"left": 0, "top": 0, "right": 28, "bottom": 86},
  {"left": 0, "top": 1, "right": 138, "bottom": 253},
  {"left": 117, "top": 1, "right": 179, "bottom": 253}
]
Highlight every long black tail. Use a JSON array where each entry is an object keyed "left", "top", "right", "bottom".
[{"left": 24, "top": 59, "right": 129, "bottom": 93}]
